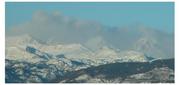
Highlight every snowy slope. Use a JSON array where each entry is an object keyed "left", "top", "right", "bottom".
[
  {"left": 6, "top": 34, "right": 149, "bottom": 64},
  {"left": 5, "top": 34, "right": 173, "bottom": 83}
]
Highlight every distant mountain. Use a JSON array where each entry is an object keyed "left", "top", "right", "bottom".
[
  {"left": 5, "top": 11, "right": 174, "bottom": 83},
  {"left": 5, "top": 34, "right": 174, "bottom": 83},
  {"left": 6, "top": 34, "right": 150, "bottom": 64},
  {"left": 100, "top": 26, "right": 174, "bottom": 59}
]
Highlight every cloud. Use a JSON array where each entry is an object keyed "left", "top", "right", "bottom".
[
  {"left": 6, "top": 10, "right": 103, "bottom": 44},
  {"left": 6, "top": 10, "right": 174, "bottom": 59}
]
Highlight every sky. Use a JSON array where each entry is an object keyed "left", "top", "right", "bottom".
[{"left": 6, "top": 2, "right": 174, "bottom": 33}]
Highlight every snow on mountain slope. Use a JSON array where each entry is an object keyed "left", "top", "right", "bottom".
[
  {"left": 6, "top": 46, "right": 37, "bottom": 62},
  {"left": 5, "top": 34, "right": 173, "bottom": 83},
  {"left": 118, "top": 51, "right": 148, "bottom": 62},
  {"left": 6, "top": 34, "right": 149, "bottom": 65},
  {"left": 39, "top": 44, "right": 94, "bottom": 60},
  {"left": 6, "top": 34, "right": 41, "bottom": 48}
]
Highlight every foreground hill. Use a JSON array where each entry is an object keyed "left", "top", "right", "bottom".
[
  {"left": 6, "top": 58, "right": 174, "bottom": 83},
  {"left": 59, "top": 58, "right": 174, "bottom": 83}
]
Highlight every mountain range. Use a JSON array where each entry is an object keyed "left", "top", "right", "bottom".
[
  {"left": 5, "top": 34, "right": 174, "bottom": 83},
  {"left": 5, "top": 11, "right": 174, "bottom": 83}
]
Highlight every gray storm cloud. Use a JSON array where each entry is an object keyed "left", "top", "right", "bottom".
[{"left": 6, "top": 10, "right": 174, "bottom": 59}]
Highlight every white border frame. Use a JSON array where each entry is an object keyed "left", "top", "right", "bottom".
[{"left": 1, "top": 0, "right": 178, "bottom": 85}]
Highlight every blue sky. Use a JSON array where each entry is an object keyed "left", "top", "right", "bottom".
[{"left": 6, "top": 2, "right": 174, "bottom": 33}]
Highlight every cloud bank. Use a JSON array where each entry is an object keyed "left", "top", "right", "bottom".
[
  {"left": 6, "top": 11, "right": 174, "bottom": 59},
  {"left": 6, "top": 11, "right": 103, "bottom": 44}
]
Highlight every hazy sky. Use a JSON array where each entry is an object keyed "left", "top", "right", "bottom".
[{"left": 6, "top": 2, "right": 174, "bottom": 33}]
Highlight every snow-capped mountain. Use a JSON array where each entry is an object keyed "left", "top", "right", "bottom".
[
  {"left": 6, "top": 34, "right": 150, "bottom": 64},
  {"left": 5, "top": 7, "right": 174, "bottom": 83},
  {"left": 5, "top": 34, "right": 174, "bottom": 83}
]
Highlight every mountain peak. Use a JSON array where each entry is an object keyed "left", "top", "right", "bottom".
[{"left": 6, "top": 34, "right": 41, "bottom": 49}]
